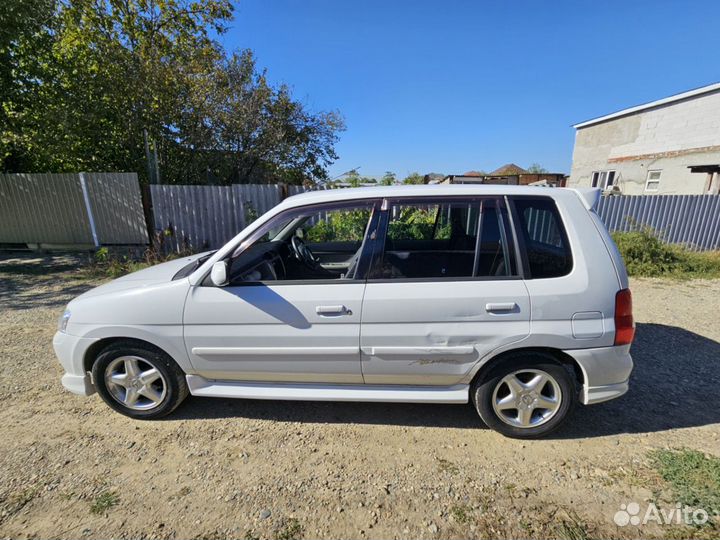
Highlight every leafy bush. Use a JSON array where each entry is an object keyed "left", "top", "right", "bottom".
[
  {"left": 612, "top": 227, "right": 720, "bottom": 278},
  {"left": 304, "top": 209, "right": 370, "bottom": 243},
  {"left": 387, "top": 206, "right": 451, "bottom": 240}
]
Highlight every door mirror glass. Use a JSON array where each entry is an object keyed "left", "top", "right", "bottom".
[{"left": 210, "top": 260, "right": 229, "bottom": 287}]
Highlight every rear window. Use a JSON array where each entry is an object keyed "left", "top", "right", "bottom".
[{"left": 512, "top": 197, "right": 572, "bottom": 278}]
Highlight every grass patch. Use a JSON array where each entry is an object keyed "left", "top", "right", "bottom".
[
  {"left": 650, "top": 449, "right": 720, "bottom": 513},
  {"left": 612, "top": 227, "right": 720, "bottom": 278},
  {"left": 437, "top": 457, "right": 459, "bottom": 475},
  {"left": 274, "top": 518, "right": 302, "bottom": 540},
  {"left": 450, "top": 504, "right": 472, "bottom": 524},
  {"left": 84, "top": 244, "right": 193, "bottom": 279},
  {"left": 554, "top": 517, "right": 589, "bottom": 540},
  {"left": 7, "top": 485, "right": 41, "bottom": 511},
  {"left": 90, "top": 490, "right": 119, "bottom": 514},
  {"left": 664, "top": 525, "right": 720, "bottom": 539}
]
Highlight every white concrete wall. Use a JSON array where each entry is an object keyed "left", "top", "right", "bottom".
[{"left": 569, "top": 89, "right": 720, "bottom": 195}]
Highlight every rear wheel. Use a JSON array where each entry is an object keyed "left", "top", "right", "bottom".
[
  {"left": 472, "top": 353, "right": 576, "bottom": 438},
  {"left": 92, "top": 341, "right": 188, "bottom": 419}
]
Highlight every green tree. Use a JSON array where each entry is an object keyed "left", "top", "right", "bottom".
[
  {"left": 339, "top": 169, "right": 379, "bottom": 187},
  {"left": 402, "top": 172, "right": 425, "bottom": 184},
  {"left": 343, "top": 169, "right": 363, "bottom": 187},
  {"left": 1, "top": 0, "right": 345, "bottom": 185},
  {"left": 527, "top": 163, "right": 548, "bottom": 173},
  {"left": 2, "top": 0, "right": 233, "bottom": 177},
  {"left": 174, "top": 51, "right": 345, "bottom": 184},
  {"left": 0, "top": 0, "right": 56, "bottom": 170},
  {"left": 379, "top": 171, "right": 396, "bottom": 185}
]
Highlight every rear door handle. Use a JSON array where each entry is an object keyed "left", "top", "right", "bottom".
[
  {"left": 485, "top": 302, "right": 517, "bottom": 312},
  {"left": 316, "top": 305, "right": 352, "bottom": 316}
]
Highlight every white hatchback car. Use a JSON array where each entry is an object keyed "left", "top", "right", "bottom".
[{"left": 54, "top": 185, "right": 634, "bottom": 438}]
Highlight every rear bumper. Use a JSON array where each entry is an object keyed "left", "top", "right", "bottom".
[
  {"left": 582, "top": 379, "right": 629, "bottom": 404},
  {"left": 53, "top": 331, "right": 97, "bottom": 396},
  {"left": 562, "top": 344, "right": 633, "bottom": 405}
]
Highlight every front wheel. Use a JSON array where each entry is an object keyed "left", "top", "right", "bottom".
[
  {"left": 472, "top": 354, "right": 576, "bottom": 438},
  {"left": 92, "top": 341, "right": 189, "bottom": 419}
]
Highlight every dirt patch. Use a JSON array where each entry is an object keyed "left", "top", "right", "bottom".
[{"left": 0, "top": 254, "right": 718, "bottom": 539}]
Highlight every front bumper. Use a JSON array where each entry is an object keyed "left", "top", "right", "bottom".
[
  {"left": 53, "top": 331, "right": 98, "bottom": 396},
  {"left": 563, "top": 344, "right": 633, "bottom": 405}
]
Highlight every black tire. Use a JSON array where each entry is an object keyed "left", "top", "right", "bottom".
[
  {"left": 471, "top": 353, "right": 576, "bottom": 439},
  {"left": 92, "top": 340, "right": 189, "bottom": 420}
]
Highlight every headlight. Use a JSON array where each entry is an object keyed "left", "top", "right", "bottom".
[{"left": 58, "top": 310, "right": 71, "bottom": 333}]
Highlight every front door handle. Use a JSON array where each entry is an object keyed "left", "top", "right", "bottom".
[
  {"left": 316, "top": 305, "right": 352, "bottom": 316},
  {"left": 485, "top": 302, "right": 517, "bottom": 312}
]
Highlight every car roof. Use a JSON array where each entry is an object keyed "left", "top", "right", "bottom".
[{"left": 280, "top": 184, "right": 585, "bottom": 209}]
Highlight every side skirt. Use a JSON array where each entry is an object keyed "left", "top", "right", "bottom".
[{"left": 186, "top": 375, "right": 469, "bottom": 404}]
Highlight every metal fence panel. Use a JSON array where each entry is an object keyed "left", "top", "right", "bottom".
[
  {"left": 151, "top": 184, "right": 325, "bottom": 251},
  {"left": 0, "top": 173, "right": 93, "bottom": 244},
  {"left": 237, "top": 184, "right": 282, "bottom": 216},
  {"left": 149, "top": 188, "right": 720, "bottom": 253},
  {"left": 84, "top": 172, "right": 148, "bottom": 244},
  {"left": 151, "top": 185, "right": 243, "bottom": 251},
  {"left": 0, "top": 172, "right": 148, "bottom": 246},
  {"left": 595, "top": 194, "right": 720, "bottom": 251}
]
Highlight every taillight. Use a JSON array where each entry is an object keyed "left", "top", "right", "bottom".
[{"left": 614, "top": 288, "right": 635, "bottom": 346}]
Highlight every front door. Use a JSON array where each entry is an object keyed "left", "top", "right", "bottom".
[
  {"left": 360, "top": 197, "right": 530, "bottom": 385},
  {"left": 183, "top": 200, "right": 379, "bottom": 383}
]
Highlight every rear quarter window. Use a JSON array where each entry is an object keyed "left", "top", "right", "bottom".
[{"left": 511, "top": 197, "right": 572, "bottom": 278}]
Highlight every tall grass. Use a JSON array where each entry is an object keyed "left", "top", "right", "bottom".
[{"left": 612, "top": 227, "right": 720, "bottom": 278}]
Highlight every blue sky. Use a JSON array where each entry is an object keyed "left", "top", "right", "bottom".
[{"left": 223, "top": 1, "right": 720, "bottom": 178}]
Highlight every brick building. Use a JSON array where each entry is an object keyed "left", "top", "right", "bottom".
[{"left": 569, "top": 82, "right": 720, "bottom": 195}]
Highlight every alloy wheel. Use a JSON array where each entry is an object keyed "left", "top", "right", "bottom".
[
  {"left": 104, "top": 355, "right": 167, "bottom": 411},
  {"left": 491, "top": 368, "right": 562, "bottom": 428}
]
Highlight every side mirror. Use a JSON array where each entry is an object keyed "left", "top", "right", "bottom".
[{"left": 210, "top": 260, "right": 229, "bottom": 287}]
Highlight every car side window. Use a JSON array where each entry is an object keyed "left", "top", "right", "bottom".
[
  {"left": 303, "top": 207, "right": 371, "bottom": 243},
  {"left": 475, "top": 200, "right": 516, "bottom": 277},
  {"left": 370, "top": 198, "right": 515, "bottom": 280},
  {"left": 227, "top": 202, "right": 375, "bottom": 284},
  {"left": 511, "top": 197, "right": 572, "bottom": 278}
]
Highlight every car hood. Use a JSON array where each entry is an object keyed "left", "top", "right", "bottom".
[{"left": 74, "top": 252, "right": 211, "bottom": 300}]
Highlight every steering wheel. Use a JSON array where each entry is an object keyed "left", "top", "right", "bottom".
[{"left": 290, "top": 235, "right": 319, "bottom": 268}]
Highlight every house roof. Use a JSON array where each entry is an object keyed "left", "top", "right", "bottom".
[
  {"left": 462, "top": 170, "right": 485, "bottom": 177},
  {"left": 489, "top": 163, "right": 528, "bottom": 176},
  {"left": 573, "top": 82, "right": 720, "bottom": 129},
  {"left": 688, "top": 164, "right": 720, "bottom": 174}
]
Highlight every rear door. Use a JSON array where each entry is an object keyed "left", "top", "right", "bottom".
[{"left": 359, "top": 197, "right": 530, "bottom": 385}]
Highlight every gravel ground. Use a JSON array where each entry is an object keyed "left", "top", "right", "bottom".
[{"left": 0, "top": 253, "right": 718, "bottom": 539}]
